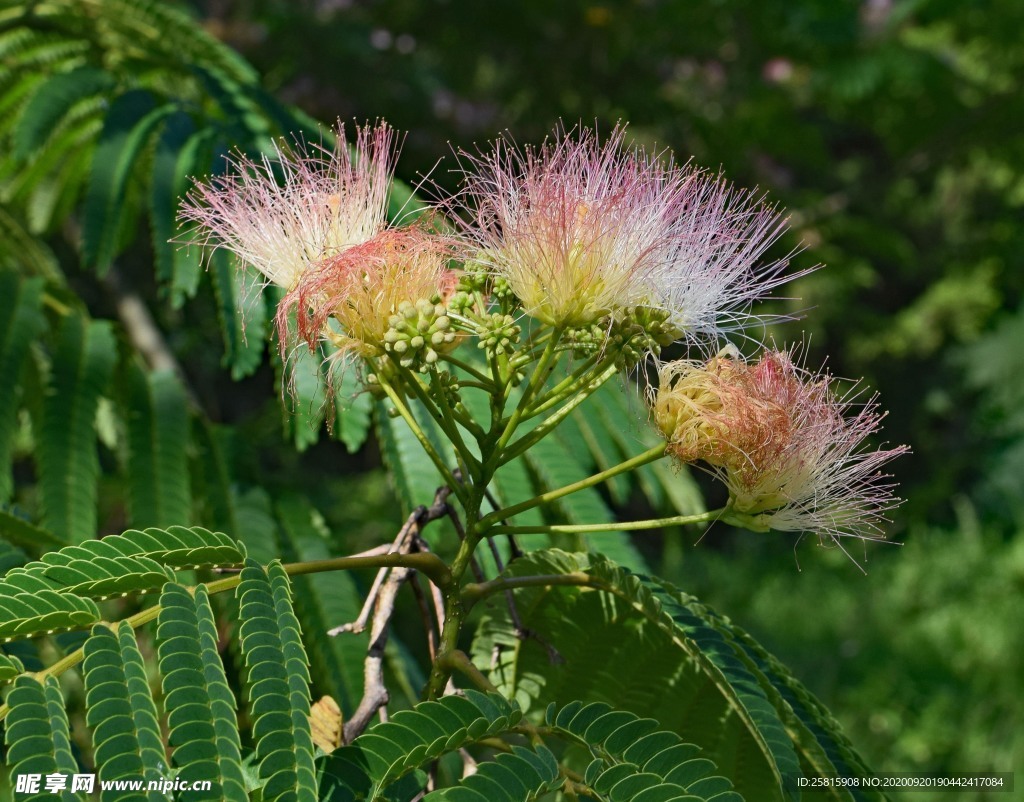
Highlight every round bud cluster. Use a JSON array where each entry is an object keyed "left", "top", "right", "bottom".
[
  {"left": 490, "top": 276, "right": 516, "bottom": 302},
  {"left": 455, "top": 269, "right": 489, "bottom": 294},
  {"left": 564, "top": 322, "right": 608, "bottom": 357},
  {"left": 365, "top": 360, "right": 403, "bottom": 399},
  {"left": 433, "top": 369, "right": 463, "bottom": 408},
  {"left": 383, "top": 298, "right": 457, "bottom": 371},
  {"left": 477, "top": 313, "right": 521, "bottom": 356},
  {"left": 447, "top": 291, "right": 476, "bottom": 314},
  {"left": 608, "top": 307, "right": 674, "bottom": 367}
]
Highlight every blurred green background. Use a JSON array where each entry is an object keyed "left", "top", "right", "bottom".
[
  {"left": 195, "top": 0, "right": 1023, "bottom": 789},
  {"left": 1, "top": 0, "right": 1020, "bottom": 796}
]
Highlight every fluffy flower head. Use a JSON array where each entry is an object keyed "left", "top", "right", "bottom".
[
  {"left": 460, "top": 125, "right": 795, "bottom": 340},
  {"left": 649, "top": 176, "right": 795, "bottom": 342},
  {"left": 655, "top": 350, "right": 908, "bottom": 543},
  {"left": 179, "top": 122, "right": 396, "bottom": 290},
  {"left": 280, "top": 228, "right": 461, "bottom": 362}
]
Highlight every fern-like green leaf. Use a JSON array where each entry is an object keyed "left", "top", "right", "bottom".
[
  {"left": 83, "top": 621, "right": 168, "bottom": 800},
  {"left": 376, "top": 400, "right": 452, "bottom": 511},
  {"left": 163, "top": 126, "right": 219, "bottom": 307},
  {"left": 0, "top": 525, "right": 244, "bottom": 600},
  {"left": 12, "top": 66, "right": 115, "bottom": 160},
  {"left": 333, "top": 359, "right": 374, "bottom": 454},
  {"left": 237, "top": 559, "right": 318, "bottom": 802},
  {"left": 13, "top": 114, "right": 100, "bottom": 233},
  {"left": 190, "top": 419, "right": 238, "bottom": 532},
  {"left": 718, "top": 621, "right": 884, "bottom": 802},
  {"left": 191, "top": 421, "right": 280, "bottom": 560},
  {"left": 274, "top": 495, "right": 366, "bottom": 710},
  {"left": 157, "top": 582, "right": 248, "bottom": 801},
  {"left": 0, "top": 650, "right": 25, "bottom": 682},
  {"left": 323, "top": 691, "right": 739, "bottom": 802},
  {"left": 149, "top": 110, "right": 197, "bottom": 291},
  {"left": 2, "top": 0, "right": 257, "bottom": 87},
  {"left": 36, "top": 314, "right": 116, "bottom": 544},
  {"left": 4, "top": 675, "right": 83, "bottom": 801},
  {"left": 423, "top": 744, "right": 563, "bottom": 802},
  {"left": 284, "top": 346, "right": 328, "bottom": 452},
  {"left": 0, "top": 272, "right": 45, "bottom": 501},
  {"left": 472, "top": 550, "right": 810, "bottom": 801},
  {"left": 0, "top": 586, "right": 99, "bottom": 642},
  {"left": 0, "top": 508, "right": 64, "bottom": 551},
  {"left": 0, "top": 32, "right": 88, "bottom": 123},
  {"left": 546, "top": 701, "right": 741, "bottom": 802},
  {"left": 191, "top": 64, "right": 274, "bottom": 148},
  {"left": 0, "top": 555, "right": 172, "bottom": 601},
  {"left": 81, "top": 89, "right": 173, "bottom": 273},
  {"left": 320, "top": 690, "right": 522, "bottom": 801},
  {"left": 121, "top": 364, "right": 192, "bottom": 528},
  {"left": 0, "top": 205, "right": 63, "bottom": 280},
  {"left": 0, "top": 537, "right": 28, "bottom": 575},
  {"left": 211, "top": 252, "right": 267, "bottom": 379}
]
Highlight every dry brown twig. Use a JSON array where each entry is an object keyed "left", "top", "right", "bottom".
[{"left": 334, "top": 486, "right": 452, "bottom": 743}]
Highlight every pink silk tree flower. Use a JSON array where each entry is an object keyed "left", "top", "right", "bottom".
[
  {"left": 654, "top": 349, "right": 909, "bottom": 545},
  {"left": 278, "top": 227, "right": 462, "bottom": 363},
  {"left": 179, "top": 122, "right": 396, "bottom": 291},
  {"left": 458, "top": 125, "right": 796, "bottom": 341}
]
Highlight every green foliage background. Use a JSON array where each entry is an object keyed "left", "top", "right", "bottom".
[{"left": 0, "top": 0, "right": 1020, "bottom": 799}]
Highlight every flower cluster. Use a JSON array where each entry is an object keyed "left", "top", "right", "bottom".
[
  {"left": 180, "top": 119, "right": 907, "bottom": 550},
  {"left": 655, "top": 350, "right": 909, "bottom": 544}
]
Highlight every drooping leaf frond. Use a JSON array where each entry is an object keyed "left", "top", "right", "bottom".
[
  {"left": 4, "top": 675, "right": 83, "bottom": 801},
  {"left": 36, "top": 315, "right": 116, "bottom": 544},
  {"left": 0, "top": 272, "right": 45, "bottom": 502},
  {"left": 322, "top": 691, "right": 741, "bottom": 802},
  {"left": 320, "top": 689, "right": 523, "bottom": 801},
  {"left": 422, "top": 744, "right": 563, "bottom": 802},
  {"left": 121, "top": 364, "right": 192, "bottom": 529},
  {"left": 0, "top": 588, "right": 99, "bottom": 643},
  {"left": 210, "top": 253, "right": 268, "bottom": 380},
  {"left": 472, "top": 549, "right": 879, "bottom": 801},
  {"left": 0, "top": 650, "right": 25, "bottom": 682},
  {"left": 83, "top": 622, "right": 168, "bottom": 799},
  {"left": 545, "top": 700, "right": 742, "bottom": 801},
  {"left": 237, "top": 559, "right": 319, "bottom": 802},
  {"left": 157, "top": 582, "right": 248, "bottom": 801}
]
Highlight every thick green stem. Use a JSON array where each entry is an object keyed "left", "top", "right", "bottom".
[
  {"left": 478, "top": 442, "right": 668, "bottom": 529},
  {"left": 426, "top": 489, "right": 483, "bottom": 698},
  {"left": 440, "top": 649, "right": 498, "bottom": 692}
]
